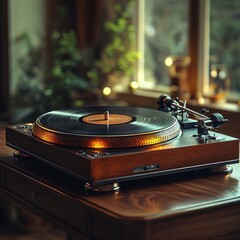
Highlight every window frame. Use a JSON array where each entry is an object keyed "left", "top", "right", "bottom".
[
  {"left": 136, "top": 0, "right": 239, "bottom": 103},
  {"left": 199, "top": 0, "right": 210, "bottom": 96}
]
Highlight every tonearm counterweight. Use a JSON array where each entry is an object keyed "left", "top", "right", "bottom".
[{"left": 157, "top": 94, "right": 228, "bottom": 141}]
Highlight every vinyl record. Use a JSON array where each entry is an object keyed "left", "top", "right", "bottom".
[{"left": 32, "top": 106, "right": 181, "bottom": 149}]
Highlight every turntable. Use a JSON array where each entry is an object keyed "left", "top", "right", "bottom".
[{"left": 5, "top": 95, "right": 239, "bottom": 191}]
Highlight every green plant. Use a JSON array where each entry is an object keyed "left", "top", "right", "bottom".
[
  {"left": 14, "top": 3, "right": 93, "bottom": 113},
  {"left": 14, "top": 33, "right": 45, "bottom": 112},
  {"left": 44, "top": 29, "right": 89, "bottom": 109},
  {"left": 87, "top": 0, "right": 141, "bottom": 89},
  {"left": 15, "top": 29, "right": 90, "bottom": 112}
]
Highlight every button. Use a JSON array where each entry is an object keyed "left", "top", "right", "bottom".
[{"left": 76, "top": 150, "right": 86, "bottom": 155}]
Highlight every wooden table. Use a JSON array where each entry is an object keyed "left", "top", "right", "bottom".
[{"left": 0, "top": 123, "right": 240, "bottom": 240}]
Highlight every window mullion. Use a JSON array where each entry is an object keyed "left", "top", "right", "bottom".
[{"left": 198, "top": 0, "right": 210, "bottom": 96}]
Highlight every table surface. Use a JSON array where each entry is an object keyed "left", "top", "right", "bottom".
[{"left": 0, "top": 123, "right": 240, "bottom": 240}]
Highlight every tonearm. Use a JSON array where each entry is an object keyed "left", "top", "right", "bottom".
[{"left": 157, "top": 94, "right": 228, "bottom": 141}]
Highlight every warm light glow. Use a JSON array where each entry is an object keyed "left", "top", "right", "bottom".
[
  {"left": 138, "top": 136, "right": 165, "bottom": 146},
  {"left": 219, "top": 70, "right": 226, "bottom": 79},
  {"left": 131, "top": 81, "right": 139, "bottom": 89},
  {"left": 165, "top": 57, "right": 173, "bottom": 67},
  {"left": 198, "top": 97, "right": 205, "bottom": 105},
  {"left": 210, "top": 69, "right": 218, "bottom": 78},
  {"left": 89, "top": 140, "right": 108, "bottom": 149},
  {"left": 103, "top": 87, "right": 111, "bottom": 96}
]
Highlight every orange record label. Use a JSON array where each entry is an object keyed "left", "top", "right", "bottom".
[{"left": 82, "top": 113, "right": 133, "bottom": 125}]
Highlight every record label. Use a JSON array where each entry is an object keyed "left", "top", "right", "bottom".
[{"left": 82, "top": 113, "right": 133, "bottom": 125}]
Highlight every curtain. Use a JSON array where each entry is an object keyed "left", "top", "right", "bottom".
[
  {"left": 75, "top": 0, "right": 105, "bottom": 49},
  {"left": 0, "top": 0, "right": 9, "bottom": 114}
]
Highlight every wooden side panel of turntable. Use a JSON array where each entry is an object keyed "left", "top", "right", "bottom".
[
  {"left": 5, "top": 126, "right": 92, "bottom": 180},
  {"left": 91, "top": 139, "right": 239, "bottom": 183}
]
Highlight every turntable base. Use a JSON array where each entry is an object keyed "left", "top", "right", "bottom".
[
  {"left": 6, "top": 123, "right": 239, "bottom": 186},
  {"left": 4, "top": 103, "right": 240, "bottom": 187}
]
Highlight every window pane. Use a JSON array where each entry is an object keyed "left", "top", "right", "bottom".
[
  {"left": 210, "top": 0, "right": 240, "bottom": 99},
  {"left": 139, "top": 0, "right": 189, "bottom": 89}
]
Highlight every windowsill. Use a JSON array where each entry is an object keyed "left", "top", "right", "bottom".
[
  {"left": 189, "top": 99, "right": 240, "bottom": 112},
  {"left": 117, "top": 89, "right": 240, "bottom": 112}
]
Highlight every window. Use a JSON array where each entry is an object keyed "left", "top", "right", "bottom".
[
  {"left": 138, "top": 0, "right": 240, "bottom": 101},
  {"left": 209, "top": 0, "right": 240, "bottom": 100},
  {"left": 138, "top": 0, "right": 189, "bottom": 90}
]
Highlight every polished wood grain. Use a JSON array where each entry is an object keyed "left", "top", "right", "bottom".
[
  {"left": 5, "top": 123, "right": 239, "bottom": 185},
  {"left": 0, "top": 123, "right": 13, "bottom": 157},
  {"left": 0, "top": 122, "right": 240, "bottom": 240}
]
